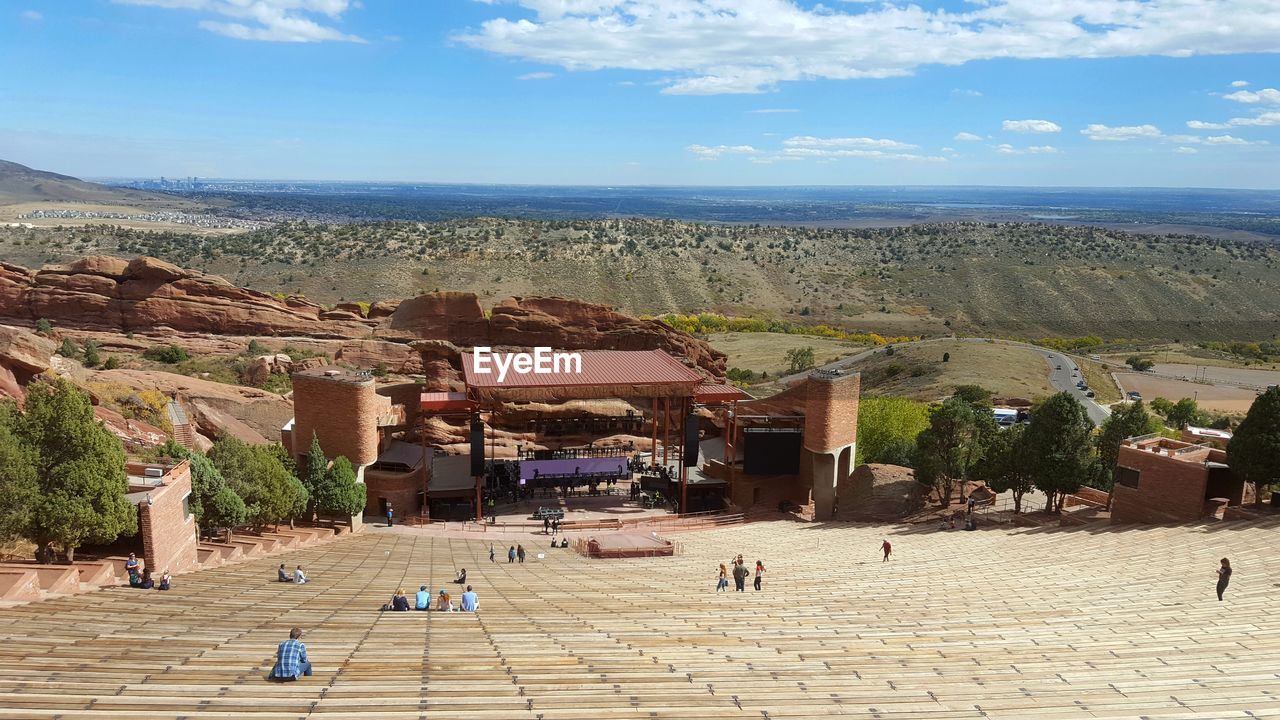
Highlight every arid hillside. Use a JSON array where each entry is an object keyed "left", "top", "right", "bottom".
[{"left": 2, "top": 218, "right": 1278, "bottom": 341}]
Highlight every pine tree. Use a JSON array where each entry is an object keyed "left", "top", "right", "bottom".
[
  {"left": 914, "top": 397, "right": 988, "bottom": 507},
  {"left": 157, "top": 440, "right": 246, "bottom": 536},
  {"left": 314, "top": 456, "right": 367, "bottom": 520},
  {"left": 16, "top": 379, "right": 136, "bottom": 563},
  {"left": 1095, "top": 400, "right": 1159, "bottom": 494},
  {"left": 301, "top": 434, "right": 329, "bottom": 519},
  {"left": 1024, "top": 392, "right": 1094, "bottom": 513},
  {"left": 974, "top": 423, "right": 1033, "bottom": 513},
  {"left": 1227, "top": 386, "right": 1280, "bottom": 508},
  {"left": 0, "top": 402, "right": 38, "bottom": 544}
]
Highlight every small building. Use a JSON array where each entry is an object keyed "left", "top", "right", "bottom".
[
  {"left": 125, "top": 460, "right": 199, "bottom": 573},
  {"left": 1181, "top": 425, "right": 1232, "bottom": 449},
  {"left": 1110, "top": 435, "right": 1248, "bottom": 524}
]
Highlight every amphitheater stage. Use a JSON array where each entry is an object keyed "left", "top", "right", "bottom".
[{"left": 585, "top": 532, "right": 674, "bottom": 558}]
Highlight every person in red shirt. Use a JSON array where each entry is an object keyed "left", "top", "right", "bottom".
[{"left": 881, "top": 539, "right": 892, "bottom": 562}]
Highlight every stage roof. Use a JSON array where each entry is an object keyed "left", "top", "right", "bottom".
[
  {"left": 460, "top": 349, "right": 705, "bottom": 403},
  {"left": 694, "top": 383, "right": 749, "bottom": 404},
  {"left": 420, "top": 391, "right": 475, "bottom": 412}
]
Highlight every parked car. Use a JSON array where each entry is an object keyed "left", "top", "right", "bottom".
[
  {"left": 1086, "top": 390, "right": 1096, "bottom": 398},
  {"left": 1127, "top": 391, "right": 1142, "bottom": 400}
]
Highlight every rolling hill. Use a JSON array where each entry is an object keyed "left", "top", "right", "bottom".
[{"left": 0, "top": 158, "right": 184, "bottom": 206}]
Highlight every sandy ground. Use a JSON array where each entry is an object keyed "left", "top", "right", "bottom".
[
  {"left": 1151, "top": 363, "right": 1280, "bottom": 390},
  {"left": 707, "top": 332, "right": 870, "bottom": 375},
  {"left": 1114, "top": 372, "right": 1262, "bottom": 414}
]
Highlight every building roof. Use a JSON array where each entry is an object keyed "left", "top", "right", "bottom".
[
  {"left": 373, "top": 441, "right": 427, "bottom": 472},
  {"left": 1185, "top": 425, "right": 1233, "bottom": 441},
  {"left": 694, "top": 383, "right": 749, "bottom": 404},
  {"left": 460, "top": 349, "right": 705, "bottom": 403},
  {"left": 420, "top": 391, "right": 475, "bottom": 412}
]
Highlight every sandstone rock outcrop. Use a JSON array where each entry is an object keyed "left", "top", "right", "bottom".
[
  {"left": 0, "top": 257, "right": 374, "bottom": 338},
  {"left": 0, "top": 257, "right": 726, "bottom": 377},
  {"left": 0, "top": 324, "right": 55, "bottom": 404}
]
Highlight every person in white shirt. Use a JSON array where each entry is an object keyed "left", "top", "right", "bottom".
[{"left": 294, "top": 565, "right": 308, "bottom": 584}]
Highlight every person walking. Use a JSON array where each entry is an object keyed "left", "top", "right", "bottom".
[
  {"left": 754, "top": 560, "right": 765, "bottom": 591},
  {"left": 508, "top": 545, "right": 516, "bottom": 563},
  {"left": 1217, "top": 557, "right": 1232, "bottom": 601},
  {"left": 544, "top": 517, "right": 550, "bottom": 534},
  {"left": 489, "top": 545, "right": 496, "bottom": 563},
  {"left": 716, "top": 563, "right": 728, "bottom": 592},
  {"left": 881, "top": 539, "right": 892, "bottom": 562},
  {"left": 517, "top": 544, "right": 526, "bottom": 563},
  {"left": 732, "top": 559, "right": 748, "bottom": 592}
]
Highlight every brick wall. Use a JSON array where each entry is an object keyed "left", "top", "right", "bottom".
[
  {"left": 1110, "top": 445, "right": 1209, "bottom": 524},
  {"left": 136, "top": 463, "right": 199, "bottom": 574},
  {"left": 364, "top": 468, "right": 425, "bottom": 517},
  {"left": 803, "top": 372, "right": 860, "bottom": 454},
  {"left": 291, "top": 370, "right": 381, "bottom": 466}
]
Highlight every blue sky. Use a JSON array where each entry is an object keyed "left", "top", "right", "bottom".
[{"left": 2, "top": 0, "right": 1279, "bottom": 187}]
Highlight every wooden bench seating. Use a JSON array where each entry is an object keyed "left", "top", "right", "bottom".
[{"left": 0, "top": 518, "right": 1276, "bottom": 717}]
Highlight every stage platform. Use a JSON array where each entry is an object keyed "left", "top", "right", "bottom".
[{"left": 583, "top": 532, "right": 675, "bottom": 559}]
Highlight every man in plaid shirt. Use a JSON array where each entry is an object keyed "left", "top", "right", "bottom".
[{"left": 271, "top": 627, "right": 312, "bottom": 680}]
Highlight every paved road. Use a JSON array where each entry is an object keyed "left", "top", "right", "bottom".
[
  {"left": 1033, "top": 348, "right": 1112, "bottom": 425},
  {"left": 772, "top": 337, "right": 1113, "bottom": 425}
]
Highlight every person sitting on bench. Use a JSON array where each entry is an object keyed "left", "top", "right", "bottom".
[
  {"left": 390, "top": 587, "right": 411, "bottom": 612},
  {"left": 436, "top": 589, "right": 452, "bottom": 612},
  {"left": 454, "top": 568, "right": 466, "bottom": 584},
  {"left": 158, "top": 570, "right": 171, "bottom": 591},
  {"left": 415, "top": 585, "right": 431, "bottom": 610},
  {"left": 560, "top": 537, "right": 569, "bottom": 548},
  {"left": 138, "top": 568, "right": 155, "bottom": 590},
  {"left": 278, "top": 564, "right": 291, "bottom": 582},
  {"left": 460, "top": 585, "right": 479, "bottom": 612},
  {"left": 128, "top": 567, "right": 142, "bottom": 588},
  {"left": 294, "top": 566, "right": 308, "bottom": 584},
  {"left": 271, "top": 627, "right": 312, "bottom": 681}
]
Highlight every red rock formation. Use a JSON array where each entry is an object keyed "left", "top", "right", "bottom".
[
  {"left": 0, "top": 324, "right": 55, "bottom": 405},
  {"left": 0, "top": 257, "right": 374, "bottom": 338},
  {"left": 0, "top": 257, "right": 727, "bottom": 378}
]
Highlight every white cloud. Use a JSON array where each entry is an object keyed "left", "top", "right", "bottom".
[
  {"left": 113, "top": 0, "right": 364, "bottom": 43},
  {"left": 1228, "top": 111, "right": 1280, "bottom": 126},
  {"left": 1080, "top": 124, "right": 1163, "bottom": 141},
  {"left": 1003, "top": 119, "right": 1062, "bottom": 134},
  {"left": 20, "top": 9, "right": 42, "bottom": 21},
  {"left": 1230, "top": 80, "right": 1249, "bottom": 87},
  {"left": 690, "top": 136, "right": 943, "bottom": 162},
  {"left": 1224, "top": 88, "right": 1280, "bottom": 104},
  {"left": 996, "top": 144, "right": 1059, "bottom": 155},
  {"left": 952, "top": 89, "right": 983, "bottom": 98},
  {"left": 783, "top": 135, "right": 918, "bottom": 150},
  {"left": 1186, "top": 112, "right": 1280, "bottom": 130},
  {"left": 1174, "top": 146, "right": 1198, "bottom": 154},
  {"left": 747, "top": 108, "right": 799, "bottom": 114},
  {"left": 517, "top": 71, "right": 556, "bottom": 80},
  {"left": 1204, "top": 134, "right": 1258, "bottom": 145},
  {"left": 456, "top": 1, "right": 1280, "bottom": 95},
  {"left": 686, "top": 144, "right": 759, "bottom": 159},
  {"left": 953, "top": 132, "right": 983, "bottom": 142}
]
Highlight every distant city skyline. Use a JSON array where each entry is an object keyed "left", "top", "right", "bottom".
[{"left": 2, "top": 1, "right": 1278, "bottom": 188}]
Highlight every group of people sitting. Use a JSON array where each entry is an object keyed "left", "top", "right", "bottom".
[
  {"left": 277, "top": 564, "right": 308, "bottom": 583},
  {"left": 387, "top": 582, "right": 479, "bottom": 612},
  {"left": 124, "top": 553, "right": 170, "bottom": 590}
]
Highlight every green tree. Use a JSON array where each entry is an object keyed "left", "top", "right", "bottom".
[
  {"left": 82, "top": 341, "right": 101, "bottom": 368},
  {"left": 914, "top": 397, "right": 988, "bottom": 507},
  {"left": 1125, "top": 356, "right": 1154, "bottom": 372},
  {"left": 314, "top": 456, "right": 367, "bottom": 519},
  {"left": 1149, "top": 397, "right": 1175, "bottom": 418},
  {"left": 952, "top": 384, "right": 994, "bottom": 409},
  {"left": 0, "top": 402, "right": 38, "bottom": 544},
  {"left": 156, "top": 440, "right": 246, "bottom": 536},
  {"left": 1024, "top": 392, "right": 1094, "bottom": 513},
  {"left": 1166, "top": 398, "right": 1202, "bottom": 429},
  {"left": 102, "top": 356, "right": 121, "bottom": 370},
  {"left": 784, "top": 346, "right": 816, "bottom": 373},
  {"left": 973, "top": 423, "right": 1033, "bottom": 513},
  {"left": 143, "top": 344, "right": 191, "bottom": 363},
  {"left": 1094, "top": 400, "right": 1160, "bottom": 494},
  {"left": 57, "top": 338, "right": 78, "bottom": 359},
  {"left": 34, "top": 318, "right": 52, "bottom": 336},
  {"left": 301, "top": 434, "right": 329, "bottom": 519},
  {"left": 209, "top": 437, "right": 306, "bottom": 528},
  {"left": 1226, "top": 386, "right": 1280, "bottom": 508},
  {"left": 16, "top": 379, "right": 136, "bottom": 562},
  {"left": 855, "top": 396, "right": 930, "bottom": 466}
]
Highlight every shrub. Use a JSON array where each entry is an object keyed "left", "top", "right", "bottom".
[
  {"left": 34, "top": 319, "right": 52, "bottom": 335},
  {"left": 143, "top": 344, "right": 191, "bottom": 364}
]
